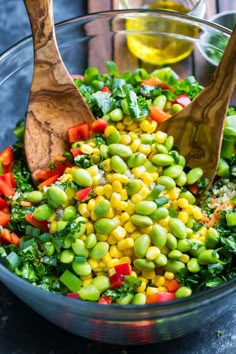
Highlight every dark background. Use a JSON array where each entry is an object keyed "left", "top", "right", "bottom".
[{"left": 0, "top": 1, "right": 236, "bottom": 353}]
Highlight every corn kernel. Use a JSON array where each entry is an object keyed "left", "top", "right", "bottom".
[
  {"left": 142, "top": 172, "right": 154, "bottom": 186},
  {"left": 128, "top": 131, "right": 138, "bottom": 141},
  {"left": 132, "top": 166, "right": 146, "bottom": 178},
  {"left": 167, "top": 187, "right": 181, "bottom": 200},
  {"left": 146, "top": 286, "right": 158, "bottom": 295},
  {"left": 87, "top": 198, "right": 96, "bottom": 211},
  {"left": 124, "top": 221, "right": 136, "bottom": 233},
  {"left": 123, "top": 116, "right": 133, "bottom": 125},
  {"left": 150, "top": 172, "right": 159, "bottom": 181},
  {"left": 107, "top": 234, "right": 118, "bottom": 245},
  {"left": 130, "top": 271, "right": 137, "bottom": 278},
  {"left": 178, "top": 211, "right": 189, "bottom": 224},
  {"left": 120, "top": 212, "right": 130, "bottom": 224},
  {"left": 50, "top": 220, "right": 57, "bottom": 233},
  {"left": 78, "top": 203, "right": 90, "bottom": 217},
  {"left": 192, "top": 205, "right": 203, "bottom": 220},
  {"left": 82, "top": 279, "right": 92, "bottom": 287},
  {"left": 103, "top": 184, "right": 113, "bottom": 199},
  {"left": 86, "top": 221, "right": 94, "bottom": 235},
  {"left": 93, "top": 267, "right": 102, "bottom": 273},
  {"left": 102, "top": 158, "right": 112, "bottom": 172},
  {"left": 164, "top": 271, "right": 175, "bottom": 280},
  {"left": 104, "top": 125, "right": 117, "bottom": 137},
  {"left": 146, "top": 246, "right": 161, "bottom": 260},
  {"left": 142, "top": 270, "right": 156, "bottom": 280},
  {"left": 107, "top": 258, "right": 120, "bottom": 268},
  {"left": 185, "top": 205, "right": 193, "bottom": 215},
  {"left": 140, "top": 120, "right": 157, "bottom": 134},
  {"left": 178, "top": 198, "right": 189, "bottom": 209},
  {"left": 158, "top": 286, "right": 168, "bottom": 292},
  {"left": 88, "top": 259, "right": 99, "bottom": 269},
  {"left": 119, "top": 256, "right": 131, "bottom": 264},
  {"left": 112, "top": 180, "right": 123, "bottom": 193},
  {"left": 80, "top": 144, "right": 94, "bottom": 154},
  {"left": 105, "top": 207, "right": 115, "bottom": 218},
  {"left": 115, "top": 201, "right": 128, "bottom": 211},
  {"left": 47, "top": 212, "right": 56, "bottom": 222},
  {"left": 140, "top": 226, "right": 153, "bottom": 234},
  {"left": 161, "top": 246, "right": 169, "bottom": 255},
  {"left": 153, "top": 275, "right": 165, "bottom": 287},
  {"left": 90, "top": 210, "right": 98, "bottom": 221},
  {"left": 120, "top": 189, "right": 128, "bottom": 201},
  {"left": 131, "top": 193, "right": 143, "bottom": 204},
  {"left": 117, "top": 238, "right": 134, "bottom": 251},
  {"left": 111, "top": 225, "right": 127, "bottom": 240},
  {"left": 94, "top": 186, "right": 105, "bottom": 196},
  {"left": 127, "top": 123, "right": 139, "bottom": 131},
  {"left": 92, "top": 174, "right": 102, "bottom": 185},
  {"left": 110, "top": 192, "right": 121, "bottom": 208},
  {"left": 96, "top": 233, "right": 108, "bottom": 241},
  {"left": 179, "top": 254, "right": 190, "bottom": 263},
  {"left": 116, "top": 122, "right": 125, "bottom": 131},
  {"left": 112, "top": 174, "right": 129, "bottom": 184},
  {"left": 60, "top": 174, "right": 72, "bottom": 183},
  {"left": 136, "top": 277, "right": 148, "bottom": 293},
  {"left": 102, "top": 253, "right": 112, "bottom": 264},
  {"left": 126, "top": 200, "right": 135, "bottom": 214},
  {"left": 130, "top": 139, "right": 141, "bottom": 152},
  {"left": 130, "top": 231, "right": 141, "bottom": 240},
  {"left": 155, "top": 131, "right": 167, "bottom": 143},
  {"left": 158, "top": 216, "right": 170, "bottom": 227},
  {"left": 80, "top": 274, "right": 92, "bottom": 281},
  {"left": 119, "top": 134, "right": 132, "bottom": 145}
]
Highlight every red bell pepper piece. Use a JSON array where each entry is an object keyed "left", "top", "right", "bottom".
[
  {"left": 70, "top": 147, "right": 83, "bottom": 158},
  {"left": 66, "top": 293, "right": 80, "bottom": 299},
  {"left": 141, "top": 77, "right": 170, "bottom": 90},
  {"left": 0, "top": 173, "right": 15, "bottom": 197},
  {"left": 0, "top": 197, "right": 9, "bottom": 210},
  {"left": 0, "top": 211, "right": 10, "bottom": 227},
  {"left": 0, "top": 146, "right": 14, "bottom": 166},
  {"left": 91, "top": 119, "right": 108, "bottom": 134},
  {"left": 100, "top": 86, "right": 112, "bottom": 94},
  {"left": 67, "top": 123, "right": 90, "bottom": 143},
  {"left": 149, "top": 106, "right": 171, "bottom": 123},
  {"left": 37, "top": 174, "right": 60, "bottom": 189},
  {"left": 109, "top": 272, "right": 124, "bottom": 289},
  {"left": 114, "top": 263, "right": 131, "bottom": 276},
  {"left": 98, "top": 294, "right": 112, "bottom": 305},
  {"left": 75, "top": 187, "right": 92, "bottom": 202},
  {"left": 187, "top": 182, "right": 199, "bottom": 195},
  {"left": 25, "top": 213, "right": 49, "bottom": 232},
  {"left": 35, "top": 156, "right": 70, "bottom": 181},
  {"left": 165, "top": 279, "right": 180, "bottom": 293},
  {"left": 0, "top": 228, "right": 20, "bottom": 247},
  {"left": 146, "top": 292, "right": 175, "bottom": 304},
  {"left": 173, "top": 94, "right": 191, "bottom": 107}
]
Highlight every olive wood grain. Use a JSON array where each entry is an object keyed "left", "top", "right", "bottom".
[
  {"left": 158, "top": 25, "right": 236, "bottom": 185},
  {"left": 23, "top": 0, "right": 95, "bottom": 181}
]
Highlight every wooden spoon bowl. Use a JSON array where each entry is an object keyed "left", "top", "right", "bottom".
[{"left": 23, "top": 0, "right": 95, "bottom": 182}]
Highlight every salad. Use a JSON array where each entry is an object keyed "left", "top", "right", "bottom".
[{"left": 0, "top": 62, "right": 236, "bottom": 305}]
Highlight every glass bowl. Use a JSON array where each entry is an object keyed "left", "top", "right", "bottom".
[{"left": 0, "top": 10, "right": 235, "bottom": 345}]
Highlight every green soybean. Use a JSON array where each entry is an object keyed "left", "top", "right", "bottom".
[
  {"left": 90, "top": 242, "right": 109, "bottom": 259},
  {"left": 72, "top": 239, "right": 89, "bottom": 257},
  {"left": 175, "top": 171, "right": 187, "bottom": 187},
  {"left": 132, "top": 293, "right": 146, "bottom": 305},
  {"left": 144, "top": 161, "right": 157, "bottom": 172},
  {"left": 60, "top": 249, "right": 75, "bottom": 263},
  {"left": 187, "top": 258, "right": 200, "bottom": 273},
  {"left": 27, "top": 191, "right": 43, "bottom": 203},
  {"left": 151, "top": 224, "right": 167, "bottom": 249},
  {"left": 164, "top": 135, "right": 174, "bottom": 151},
  {"left": 42, "top": 241, "right": 55, "bottom": 256},
  {"left": 179, "top": 191, "right": 196, "bottom": 205},
  {"left": 109, "top": 108, "right": 123, "bottom": 121},
  {"left": 108, "top": 144, "right": 132, "bottom": 158},
  {"left": 73, "top": 217, "right": 87, "bottom": 238},
  {"left": 94, "top": 218, "right": 116, "bottom": 234},
  {"left": 106, "top": 129, "right": 121, "bottom": 144},
  {"left": 165, "top": 259, "right": 185, "bottom": 273},
  {"left": 155, "top": 143, "right": 169, "bottom": 154},
  {"left": 33, "top": 204, "right": 53, "bottom": 221},
  {"left": 168, "top": 249, "right": 183, "bottom": 260},
  {"left": 79, "top": 284, "right": 100, "bottom": 301},
  {"left": 186, "top": 168, "right": 203, "bottom": 185},
  {"left": 166, "top": 233, "right": 177, "bottom": 250},
  {"left": 47, "top": 185, "right": 68, "bottom": 206},
  {"left": 63, "top": 235, "right": 73, "bottom": 249},
  {"left": 150, "top": 207, "right": 169, "bottom": 220},
  {"left": 130, "top": 214, "right": 153, "bottom": 228},
  {"left": 154, "top": 253, "right": 167, "bottom": 266},
  {"left": 94, "top": 199, "right": 111, "bottom": 217},
  {"left": 134, "top": 258, "right": 155, "bottom": 271},
  {"left": 157, "top": 176, "right": 176, "bottom": 190},
  {"left": 177, "top": 239, "right": 191, "bottom": 252},
  {"left": 135, "top": 201, "right": 157, "bottom": 216},
  {"left": 175, "top": 287, "right": 192, "bottom": 298},
  {"left": 198, "top": 249, "right": 219, "bottom": 265},
  {"left": 111, "top": 155, "right": 128, "bottom": 173},
  {"left": 153, "top": 95, "right": 166, "bottom": 110},
  {"left": 171, "top": 103, "right": 183, "bottom": 114},
  {"left": 168, "top": 218, "right": 187, "bottom": 239},
  {"left": 85, "top": 233, "right": 97, "bottom": 249},
  {"left": 205, "top": 228, "right": 220, "bottom": 249},
  {"left": 72, "top": 260, "right": 92, "bottom": 276},
  {"left": 189, "top": 241, "right": 206, "bottom": 257},
  {"left": 63, "top": 205, "right": 77, "bottom": 221},
  {"left": 127, "top": 152, "right": 146, "bottom": 168},
  {"left": 151, "top": 153, "right": 174, "bottom": 166},
  {"left": 73, "top": 169, "right": 92, "bottom": 187},
  {"left": 56, "top": 220, "right": 67, "bottom": 231},
  {"left": 126, "top": 179, "right": 142, "bottom": 196},
  {"left": 91, "top": 275, "right": 110, "bottom": 293},
  {"left": 116, "top": 293, "right": 134, "bottom": 305},
  {"left": 134, "top": 234, "right": 150, "bottom": 258},
  {"left": 163, "top": 165, "right": 183, "bottom": 178}
]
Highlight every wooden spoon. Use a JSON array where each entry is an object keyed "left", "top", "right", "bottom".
[
  {"left": 23, "top": 0, "right": 95, "bottom": 181},
  {"left": 158, "top": 25, "right": 236, "bottom": 185}
]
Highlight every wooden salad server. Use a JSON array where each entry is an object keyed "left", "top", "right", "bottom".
[
  {"left": 158, "top": 25, "right": 236, "bottom": 185},
  {"left": 23, "top": 0, "right": 95, "bottom": 181}
]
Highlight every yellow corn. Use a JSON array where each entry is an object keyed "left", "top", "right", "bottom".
[
  {"left": 179, "top": 254, "right": 190, "bottom": 263},
  {"left": 94, "top": 186, "right": 105, "bottom": 196},
  {"left": 150, "top": 172, "right": 159, "bottom": 181},
  {"left": 112, "top": 173, "right": 129, "bottom": 184},
  {"left": 131, "top": 193, "right": 144, "bottom": 204},
  {"left": 142, "top": 172, "right": 154, "bottom": 186},
  {"left": 130, "top": 230, "right": 141, "bottom": 240},
  {"left": 136, "top": 277, "right": 148, "bottom": 293},
  {"left": 140, "top": 120, "right": 157, "bottom": 134},
  {"left": 107, "top": 234, "right": 118, "bottom": 245},
  {"left": 126, "top": 200, "right": 135, "bottom": 214},
  {"left": 112, "top": 180, "right": 123, "bottom": 193},
  {"left": 146, "top": 286, "right": 158, "bottom": 295},
  {"left": 50, "top": 220, "right": 57, "bottom": 233},
  {"left": 161, "top": 246, "right": 169, "bottom": 255},
  {"left": 146, "top": 246, "right": 161, "bottom": 260},
  {"left": 90, "top": 210, "right": 98, "bottom": 221},
  {"left": 119, "top": 134, "right": 132, "bottom": 145},
  {"left": 117, "top": 238, "right": 134, "bottom": 251},
  {"left": 158, "top": 286, "right": 168, "bottom": 292},
  {"left": 78, "top": 203, "right": 90, "bottom": 217},
  {"left": 88, "top": 259, "right": 99, "bottom": 269},
  {"left": 178, "top": 197, "right": 189, "bottom": 209},
  {"left": 115, "top": 201, "right": 128, "bottom": 211},
  {"left": 164, "top": 271, "right": 175, "bottom": 280},
  {"left": 107, "top": 258, "right": 120, "bottom": 268},
  {"left": 132, "top": 166, "right": 146, "bottom": 178},
  {"left": 192, "top": 205, "right": 203, "bottom": 220},
  {"left": 102, "top": 158, "right": 112, "bottom": 172},
  {"left": 80, "top": 144, "right": 94, "bottom": 155},
  {"left": 128, "top": 131, "right": 138, "bottom": 141},
  {"left": 153, "top": 275, "right": 165, "bottom": 287},
  {"left": 82, "top": 279, "right": 92, "bottom": 287},
  {"left": 47, "top": 212, "right": 56, "bottom": 222},
  {"left": 105, "top": 207, "right": 115, "bottom": 218},
  {"left": 154, "top": 131, "right": 167, "bottom": 143},
  {"left": 166, "top": 187, "right": 181, "bottom": 200},
  {"left": 103, "top": 184, "right": 113, "bottom": 199},
  {"left": 130, "top": 271, "right": 137, "bottom": 278},
  {"left": 87, "top": 198, "right": 96, "bottom": 211},
  {"left": 123, "top": 116, "right": 133, "bottom": 126},
  {"left": 102, "top": 253, "right": 112, "bottom": 264},
  {"left": 116, "top": 122, "right": 125, "bottom": 131},
  {"left": 111, "top": 225, "right": 127, "bottom": 240},
  {"left": 120, "top": 212, "right": 130, "bottom": 224},
  {"left": 142, "top": 270, "right": 156, "bottom": 280},
  {"left": 124, "top": 221, "right": 136, "bottom": 233},
  {"left": 104, "top": 125, "right": 117, "bottom": 137},
  {"left": 158, "top": 216, "right": 170, "bottom": 227},
  {"left": 110, "top": 192, "right": 122, "bottom": 208},
  {"left": 126, "top": 123, "right": 139, "bottom": 131},
  {"left": 178, "top": 211, "right": 189, "bottom": 224},
  {"left": 60, "top": 174, "right": 72, "bottom": 183},
  {"left": 119, "top": 256, "right": 132, "bottom": 264},
  {"left": 130, "top": 139, "right": 141, "bottom": 152},
  {"left": 86, "top": 221, "right": 94, "bottom": 235},
  {"left": 120, "top": 189, "right": 128, "bottom": 201},
  {"left": 123, "top": 248, "right": 134, "bottom": 257},
  {"left": 92, "top": 174, "right": 102, "bottom": 185},
  {"left": 96, "top": 233, "right": 108, "bottom": 241}
]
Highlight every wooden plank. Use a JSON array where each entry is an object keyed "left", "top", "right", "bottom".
[{"left": 88, "top": 0, "right": 112, "bottom": 12}]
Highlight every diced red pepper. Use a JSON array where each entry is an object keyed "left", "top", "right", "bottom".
[
  {"left": 0, "top": 228, "right": 20, "bottom": 247},
  {"left": 141, "top": 77, "right": 170, "bottom": 90},
  {"left": 91, "top": 119, "right": 108, "bottom": 134},
  {"left": 146, "top": 292, "right": 175, "bottom": 304},
  {"left": 114, "top": 263, "right": 131, "bottom": 276},
  {"left": 75, "top": 187, "right": 92, "bottom": 202},
  {"left": 66, "top": 293, "right": 80, "bottom": 299},
  {"left": 165, "top": 279, "right": 180, "bottom": 293},
  {"left": 100, "top": 86, "right": 112, "bottom": 94},
  {"left": 0, "top": 146, "right": 14, "bottom": 166},
  {"left": 98, "top": 294, "right": 112, "bottom": 305},
  {"left": 70, "top": 147, "right": 82, "bottom": 158},
  {"left": 149, "top": 106, "right": 171, "bottom": 123},
  {"left": 173, "top": 94, "right": 191, "bottom": 107},
  {"left": 25, "top": 213, "right": 49, "bottom": 232},
  {"left": 0, "top": 211, "right": 10, "bottom": 227},
  {"left": 109, "top": 272, "right": 124, "bottom": 289},
  {"left": 0, "top": 173, "right": 15, "bottom": 197},
  {"left": 35, "top": 156, "right": 71, "bottom": 181},
  {"left": 37, "top": 174, "right": 60, "bottom": 189},
  {"left": 67, "top": 123, "right": 90, "bottom": 143},
  {"left": 0, "top": 197, "right": 9, "bottom": 210},
  {"left": 188, "top": 183, "right": 199, "bottom": 195}
]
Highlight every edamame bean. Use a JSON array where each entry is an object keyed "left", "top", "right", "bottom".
[
  {"left": 90, "top": 241, "right": 109, "bottom": 259},
  {"left": 163, "top": 165, "right": 183, "bottom": 178},
  {"left": 130, "top": 214, "right": 153, "bottom": 228},
  {"left": 73, "top": 168, "right": 92, "bottom": 187},
  {"left": 186, "top": 168, "right": 203, "bottom": 185},
  {"left": 164, "top": 135, "right": 174, "bottom": 151},
  {"left": 178, "top": 155, "right": 186, "bottom": 167},
  {"left": 134, "top": 258, "right": 155, "bottom": 271},
  {"left": 91, "top": 275, "right": 110, "bottom": 293},
  {"left": 47, "top": 185, "right": 68, "bottom": 206},
  {"left": 155, "top": 143, "right": 169, "bottom": 154},
  {"left": 150, "top": 207, "right": 169, "bottom": 220},
  {"left": 152, "top": 154, "right": 174, "bottom": 166},
  {"left": 144, "top": 161, "right": 157, "bottom": 172},
  {"left": 175, "top": 171, "right": 187, "bottom": 186},
  {"left": 27, "top": 191, "right": 43, "bottom": 203},
  {"left": 60, "top": 249, "right": 75, "bottom": 263},
  {"left": 106, "top": 129, "right": 121, "bottom": 144},
  {"left": 187, "top": 258, "right": 200, "bottom": 273},
  {"left": 127, "top": 152, "right": 146, "bottom": 168},
  {"left": 100, "top": 144, "right": 109, "bottom": 159},
  {"left": 126, "top": 179, "right": 142, "bottom": 196},
  {"left": 111, "top": 155, "right": 128, "bottom": 173},
  {"left": 134, "top": 234, "right": 150, "bottom": 258},
  {"left": 168, "top": 218, "right": 187, "bottom": 239},
  {"left": 109, "top": 108, "right": 123, "bottom": 121},
  {"left": 63, "top": 235, "right": 73, "bottom": 249},
  {"left": 171, "top": 103, "right": 183, "bottom": 114},
  {"left": 168, "top": 249, "right": 183, "bottom": 260},
  {"left": 85, "top": 233, "right": 97, "bottom": 249},
  {"left": 73, "top": 217, "right": 87, "bottom": 238},
  {"left": 179, "top": 191, "right": 196, "bottom": 205},
  {"left": 151, "top": 224, "right": 167, "bottom": 249},
  {"left": 153, "top": 95, "right": 166, "bottom": 110},
  {"left": 135, "top": 201, "right": 157, "bottom": 216},
  {"left": 165, "top": 259, "right": 185, "bottom": 273},
  {"left": 108, "top": 144, "right": 132, "bottom": 158},
  {"left": 141, "top": 135, "right": 154, "bottom": 144},
  {"left": 132, "top": 293, "right": 146, "bottom": 305},
  {"left": 79, "top": 284, "right": 100, "bottom": 301},
  {"left": 189, "top": 241, "right": 206, "bottom": 257},
  {"left": 72, "top": 239, "right": 89, "bottom": 257},
  {"left": 175, "top": 286, "right": 192, "bottom": 298},
  {"left": 56, "top": 220, "right": 67, "bottom": 231},
  {"left": 94, "top": 199, "right": 111, "bottom": 217},
  {"left": 154, "top": 253, "right": 167, "bottom": 266},
  {"left": 205, "top": 228, "right": 219, "bottom": 249},
  {"left": 42, "top": 241, "right": 55, "bottom": 256},
  {"left": 116, "top": 293, "right": 134, "bottom": 305},
  {"left": 72, "top": 260, "right": 92, "bottom": 276},
  {"left": 157, "top": 176, "right": 176, "bottom": 190},
  {"left": 166, "top": 233, "right": 177, "bottom": 250},
  {"left": 177, "top": 239, "right": 191, "bottom": 252},
  {"left": 33, "top": 204, "right": 53, "bottom": 221},
  {"left": 198, "top": 249, "right": 219, "bottom": 265},
  {"left": 94, "top": 218, "right": 116, "bottom": 234},
  {"left": 63, "top": 205, "right": 77, "bottom": 221}
]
